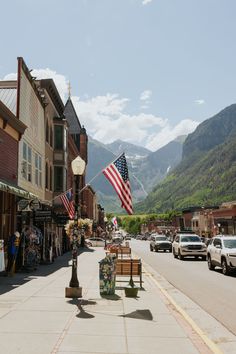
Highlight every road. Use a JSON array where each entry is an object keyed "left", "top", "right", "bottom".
[{"left": 131, "top": 239, "right": 236, "bottom": 336}]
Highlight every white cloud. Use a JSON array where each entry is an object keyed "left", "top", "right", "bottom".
[
  {"left": 142, "top": 0, "right": 153, "bottom": 5},
  {"left": 4, "top": 68, "right": 69, "bottom": 102},
  {"left": 3, "top": 67, "right": 199, "bottom": 152},
  {"left": 3, "top": 73, "right": 17, "bottom": 80},
  {"left": 140, "top": 89, "right": 152, "bottom": 110},
  {"left": 145, "top": 119, "right": 199, "bottom": 151},
  {"left": 195, "top": 99, "right": 205, "bottom": 105},
  {"left": 140, "top": 90, "right": 152, "bottom": 101}
]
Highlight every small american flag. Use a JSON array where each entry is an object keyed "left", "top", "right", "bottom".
[
  {"left": 103, "top": 153, "right": 133, "bottom": 215},
  {"left": 60, "top": 189, "right": 75, "bottom": 219}
]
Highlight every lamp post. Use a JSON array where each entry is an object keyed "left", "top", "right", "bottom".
[
  {"left": 65, "top": 155, "right": 86, "bottom": 299},
  {"left": 104, "top": 216, "right": 108, "bottom": 248}
]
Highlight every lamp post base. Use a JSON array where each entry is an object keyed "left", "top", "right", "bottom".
[{"left": 65, "top": 286, "right": 82, "bottom": 298}]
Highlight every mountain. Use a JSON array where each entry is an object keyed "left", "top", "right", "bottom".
[
  {"left": 136, "top": 104, "right": 236, "bottom": 213},
  {"left": 87, "top": 136, "right": 185, "bottom": 213},
  {"left": 86, "top": 136, "right": 116, "bottom": 195},
  {"left": 106, "top": 139, "right": 150, "bottom": 159},
  {"left": 132, "top": 138, "right": 184, "bottom": 197}
]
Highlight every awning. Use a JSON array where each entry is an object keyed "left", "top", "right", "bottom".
[{"left": 0, "top": 180, "right": 38, "bottom": 200}]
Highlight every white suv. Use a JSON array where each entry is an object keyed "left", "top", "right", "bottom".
[
  {"left": 207, "top": 236, "right": 236, "bottom": 275},
  {"left": 172, "top": 233, "right": 207, "bottom": 260}
]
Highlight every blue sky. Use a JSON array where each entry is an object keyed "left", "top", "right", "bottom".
[{"left": 1, "top": 0, "right": 236, "bottom": 151}]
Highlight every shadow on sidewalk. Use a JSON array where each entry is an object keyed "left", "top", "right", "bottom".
[
  {"left": 120, "top": 309, "right": 153, "bottom": 321},
  {"left": 0, "top": 248, "right": 92, "bottom": 296},
  {"left": 67, "top": 298, "right": 96, "bottom": 319}
]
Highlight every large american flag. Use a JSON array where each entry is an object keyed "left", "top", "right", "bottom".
[
  {"left": 103, "top": 153, "right": 133, "bottom": 215},
  {"left": 60, "top": 189, "right": 75, "bottom": 219}
]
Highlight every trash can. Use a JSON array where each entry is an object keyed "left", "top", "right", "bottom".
[{"left": 99, "top": 254, "right": 117, "bottom": 295}]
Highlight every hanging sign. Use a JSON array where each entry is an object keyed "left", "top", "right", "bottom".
[
  {"left": 29, "top": 199, "right": 41, "bottom": 211},
  {"left": 17, "top": 199, "right": 30, "bottom": 211}
]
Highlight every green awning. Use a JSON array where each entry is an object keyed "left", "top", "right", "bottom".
[{"left": 0, "top": 181, "right": 38, "bottom": 200}]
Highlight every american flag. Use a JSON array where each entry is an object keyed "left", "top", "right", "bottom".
[
  {"left": 60, "top": 189, "right": 75, "bottom": 219},
  {"left": 103, "top": 153, "right": 133, "bottom": 215}
]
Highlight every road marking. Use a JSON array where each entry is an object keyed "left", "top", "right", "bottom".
[{"left": 144, "top": 266, "right": 223, "bottom": 354}]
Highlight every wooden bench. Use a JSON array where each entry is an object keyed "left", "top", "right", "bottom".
[
  {"left": 116, "top": 258, "right": 143, "bottom": 288},
  {"left": 108, "top": 246, "right": 131, "bottom": 259}
]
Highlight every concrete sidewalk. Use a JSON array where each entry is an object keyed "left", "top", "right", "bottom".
[{"left": 0, "top": 248, "right": 212, "bottom": 354}]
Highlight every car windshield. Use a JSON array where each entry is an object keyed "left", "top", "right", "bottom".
[
  {"left": 223, "top": 239, "right": 236, "bottom": 249},
  {"left": 156, "top": 237, "right": 167, "bottom": 241},
  {"left": 181, "top": 236, "right": 201, "bottom": 242}
]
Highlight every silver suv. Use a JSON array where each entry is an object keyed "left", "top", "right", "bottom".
[
  {"left": 173, "top": 233, "right": 207, "bottom": 260},
  {"left": 150, "top": 235, "right": 172, "bottom": 252},
  {"left": 207, "top": 236, "right": 236, "bottom": 275}
]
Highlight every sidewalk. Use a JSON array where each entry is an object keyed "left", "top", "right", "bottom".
[{"left": 0, "top": 248, "right": 212, "bottom": 354}]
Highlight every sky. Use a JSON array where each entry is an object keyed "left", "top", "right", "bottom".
[{"left": 1, "top": 0, "right": 236, "bottom": 151}]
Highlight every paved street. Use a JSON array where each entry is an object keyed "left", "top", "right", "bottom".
[
  {"left": 1, "top": 245, "right": 236, "bottom": 353},
  {"left": 131, "top": 239, "right": 236, "bottom": 337}
]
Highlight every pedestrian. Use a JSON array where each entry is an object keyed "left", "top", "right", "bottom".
[{"left": 6, "top": 231, "right": 20, "bottom": 275}]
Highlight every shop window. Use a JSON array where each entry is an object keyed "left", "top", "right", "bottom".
[
  {"left": 54, "top": 166, "right": 63, "bottom": 191},
  {"left": 54, "top": 125, "right": 63, "bottom": 149}
]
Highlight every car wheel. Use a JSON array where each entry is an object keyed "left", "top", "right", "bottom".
[
  {"left": 207, "top": 255, "right": 215, "bottom": 270},
  {"left": 222, "top": 258, "right": 229, "bottom": 276},
  {"left": 178, "top": 250, "right": 183, "bottom": 260},
  {"left": 150, "top": 245, "right": 153, "bottom": 252},
  {"left": 170, "top": 247, "right": 172, "bottom": 253}
]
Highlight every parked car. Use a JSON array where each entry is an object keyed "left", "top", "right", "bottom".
[
  {"left": 85, "top": 237, "right": 105, "bottom": 247},
  {"left": 172, "top": 233, "right": 207, "bottom": 260},
  {"left": 207, "top": 235, "right": 236, "bottom": 275},
  {"left": 150, "top": 235, "right": 172, "bottom": 252}
]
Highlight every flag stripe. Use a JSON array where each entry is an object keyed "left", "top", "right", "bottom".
[
  {"left": 104, "top": 167, "right": 131, "bottom": 209},
  {"left": 103, "top": 154, "right": 133, "bottom": 215},
  {"left": 60, "top": 189, "right": 75, "bottom": 219},
  {"left": 103, "top": 169, "right": 132, "bottom": 214},
  {"left": 104, "top": 166, "right": 132, "bottom": 212}
]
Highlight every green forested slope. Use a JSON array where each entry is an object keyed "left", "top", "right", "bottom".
[{"left": 136, "top": 134, "right": 236, "bottom": 213}]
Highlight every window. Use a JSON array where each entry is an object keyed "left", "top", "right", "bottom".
[
  {"left": 35, "top": 153, "right": 42, "bottom": 187},
  {"left": 64, "top": 127, "right": 67, "bottom": 151},
  {"left": 50, "top": 126, "right": 53, "bottom": 147},
  {"left": 45, "top": 162, "right": 49, "bottom": 189},
  {"left": 54, "top": 125, "right": 63, "bottom": 149},
  {"left": 28, "top": 146, "right": 32, "bottom": 182},
  {"left": 49, "top": 165, "right": 53, "bottom": 191},
  {"left": 54, "top": 166, "right": 63, "bottom": 191},
  {"left": 46, "top": 120, "right": 49, "bottom": 143}
]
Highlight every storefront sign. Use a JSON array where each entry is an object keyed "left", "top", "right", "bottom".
[{"left": 34, "top": 210, "right": 52, "bottom": 221}]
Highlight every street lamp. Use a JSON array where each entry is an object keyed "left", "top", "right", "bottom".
[
  {"left": 104, "top": 216, "right": 108, "bottom": 248},
  {"left": 65, "top": 155, "right": 86, "bottom": 299}
]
